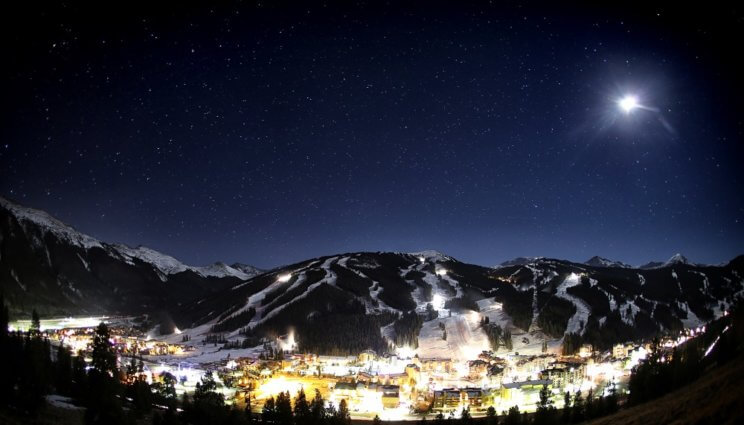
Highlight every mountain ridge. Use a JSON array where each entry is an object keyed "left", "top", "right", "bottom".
[{"left": 2, "top": 196, "right": 743, "bottom": 356}]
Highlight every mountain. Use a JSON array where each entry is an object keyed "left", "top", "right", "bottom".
[
  {"left": 0, "top": 196, "right": 262, "bottom": 317},
  {"left": 498, "top": 257, "right": 544, "bottom": 267},
  {"left": 640, "top": 254, "right": 693, "bottom": 269},
  {"left": 585, "top": 256, "right": 631, "bottom": 268},
  {"left": 179, "top": 251, "right": 744, "bottom": 356},
  {"left": 2, "top": 196, "right": 743, "bottom": 356}
]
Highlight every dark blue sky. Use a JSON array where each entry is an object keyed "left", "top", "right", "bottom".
[{"left": 1, "top": 2, "right": 742, "bottom": 269}]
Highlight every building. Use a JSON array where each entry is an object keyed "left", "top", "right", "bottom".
[
  {"left": 432, "top": 388, "right": 462, "bottom": 411},
  {"left": 417, "top": 357, "right": 452, "bottom": 374},
  {"left": 462, "top": 387, "right": 485, "bottom": 409},
  {"left": 540, "top": 361, "right": 585, "bottom": 389},
  {"left": 381, "top": 385, "right": 400, "bottom": 408}
]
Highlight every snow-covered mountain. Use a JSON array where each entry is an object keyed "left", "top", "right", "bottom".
[
  {"left": 3, "top": 196, "right": 743, "bottom": 356},
  {"left": 0, "top": 196, "right": 261, "bottom": 316},
  {"left": 584, "top": 256, "right": 631, "bottom": 268},
  {"left": 497, "top": 256, "right": 545, "bottom": 267},
  {"left": 640, "top": 253, "right": 694, "bottom": 269},
  {"left": 182, "top": 250, "right": 744, "bottom": 356}
]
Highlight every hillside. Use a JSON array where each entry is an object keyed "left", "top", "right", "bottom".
[
  {"left": 588, "top": 355, "right": 744, "bottom": 425},
  {"left": 180, "top": 251, "right": 744, "bottom": 356},
  {"left": 2, "top": 196, "right": 743, "bottom": 354},
  {"left": 0, "top": 196, "right": 262, "bottom": 318}
]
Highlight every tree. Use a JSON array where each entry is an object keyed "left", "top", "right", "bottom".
[
  {"left": 503, "top": 329, "right": 513, "bottom": 351},
  {"left": 534, "top": 384, "right": 557, "bottom": 425},
  {"left": 604, "top": 382, "right": 618, "bottom": 414},
  {"left": 561, "top": 391, "right": 571, "bottom": 424},
  {"left": 571, "top": 390, "right": 584, "bottom": 424},
  {"left": 55, "top": 344, "right": 73, "bottom": 396},
  {"left": 486, "top": 406, "right": 498, "bottom": 425},
  {"left": 153, "top": 372, "right": 178, "bottom": 408},
  {"left": 189, "top": 373, "right": 226, "bottom": 425},
  {"left": 85, "top": 322, "right": 123, "bottom": 425},
  {"left": 275, "top": 391, "right": 292, "bottom": 425},
  {"left": 504, "top": 406, "right": 521, "bottom": 425},
  {"left": 337, "top": 398, "right": 351, "bottom": 425},
  {"left": 262, "top": 396, "right": 276, "bottom": 423},
  {"left": 30, "top": 309, "right": 41, "bottom": 336},
  {"left": 294, "top": 388, "right": 311, "bottom": 423},
  {"left": 542, "top": 340, "right": 548, "bottom": 353},
  {"left": 585, "top": 388, "right": 594, "bottom": 420},
  {"left": 91, "top": 323, "right": 117, "bottom": 377},
  {"left": 311, "top": 389, "right": 327, "bottom": 423}
]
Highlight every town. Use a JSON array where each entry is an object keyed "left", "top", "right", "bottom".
[{"left": 10, "top": 311, "right": 707, "bottom": 422}]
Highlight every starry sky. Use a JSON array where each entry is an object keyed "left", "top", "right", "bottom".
[{"left": 1, "top": 2, "right": 743, "bottom": 269}]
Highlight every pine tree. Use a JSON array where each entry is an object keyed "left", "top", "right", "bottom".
[
  {"left": 337, "top": 398, "right": 351, "bottom": 425},
  {"left": 275, "top": 391, "right": 292, "bottom": 425},
  {"left": 262, "top": 396, "right": 276, "bottom": 423},
  {"left": 311, "top": 388, "right": 327, "bottom": 423},
  {"left": 85, "top": 321, "right": 125, "bottom": 425},
  {"left": 561, "top": 391, "right": 571, "bottom": 424},
  {"left": 504, "top": 406, "right": 521, "bottom": 425},
  {"left": 535, "top": 384, "right": 557, "bottom": 425},
  {"left": 486, "top": 406, "right": 498, "bottom": 425},
  {"left": 571, "top": 390, "right": 584, "bottom": 424},
  {"left": 585, "top": 388, "right": 594, "bottom": 420},
  {"left": 30, "top": 309, "right": 41, "bottom": 336},
  {"left": 91, "top": 322, "right": 117, "bottom": 377},
  {"left": 55, "top": 344, "right": 73, "bottom": 396},
  {"left": 294, "top": 387, "right": 310, "bottom": 422},
  {"left": 503, "top": 329, "right": 513, "bottom": 351}
]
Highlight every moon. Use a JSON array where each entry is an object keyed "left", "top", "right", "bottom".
[{"left": 618, "top": 95, "right": 639, "bottom": 113}]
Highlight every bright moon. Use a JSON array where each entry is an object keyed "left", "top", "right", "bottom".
[{"left": 619, "top": 95, "right": 639, "bottom": 113}]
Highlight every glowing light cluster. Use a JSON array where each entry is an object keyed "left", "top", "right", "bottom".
[{"left": 277, "top": 273, "right": 292, "bottom": 283}]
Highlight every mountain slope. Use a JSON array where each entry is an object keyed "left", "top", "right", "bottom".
[
  {"left": 0, "top": 196, "right": 262, "bottom": 317},
  {"left": 181, "top": 252, "right": 744, "bottom": 355}
]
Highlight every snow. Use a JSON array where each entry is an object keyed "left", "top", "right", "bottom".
[
  {"left": 408, "top": 250, "right": 453, "bottom": 262},
  {"left": 0, "top": 196, "right": 102, "bottom": 249},
  {"left": 416, "top": 311, "right": 490, "bottom": 362},
  {"left": 554, "top": 273, "right": 590, "bottom": 335},
  {"left": 46, "top": 394, "right": 84, "bottom": 410},
  {"left": 112, "top": 244, "right": 259, "bottom": 281},
  {"left": 585, "top": 256, "right": 631, "bottom": 268},
  {"left": 665, "top": 253, "right": 691, "bottom": 266},
  {"left": 671, "top": 270, "right": 683, "bottom": 293},
  {"left": 678, "top": 301, "right": 703, "bottom": 329},
  {"left": 618, "top": 300, "right": 640, "bottom": 326}
]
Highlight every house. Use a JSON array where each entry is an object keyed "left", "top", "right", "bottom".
[{"left": 381, "top": 385, "right": 400, "bottom": 408}]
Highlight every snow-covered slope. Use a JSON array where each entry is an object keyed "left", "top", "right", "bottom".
[
  {"left": 0, "top": 196, "right": 261, "bottom": 315},
  {"left": 182, "top": 250, "right": 744, "bottom": 357},
  {"left": 0, "top": 196, "right": 102, "bottom": 249},
  {"left": 585, "top": 256, "right": 631, "bottom": 268}
]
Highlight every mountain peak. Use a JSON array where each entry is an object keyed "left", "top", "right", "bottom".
[
  {"left": 585, "top": 256, "right": 630, "bottom": 268},
  {"left": 409, "top": 250, "right": 453, "bottom": 262},
  {"left": 0, "top": 196, "right": 102, "bottom": 249},
  {"left": 665, "top": 253, "right": 690, "bottom": 266},
  {"left": 497, "top": 256, "right": 544, "bottom": 267}
]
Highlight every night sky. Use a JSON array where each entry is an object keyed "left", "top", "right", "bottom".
[{"left": 1, "top": 2, "right": 742, "bottom": 269}]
